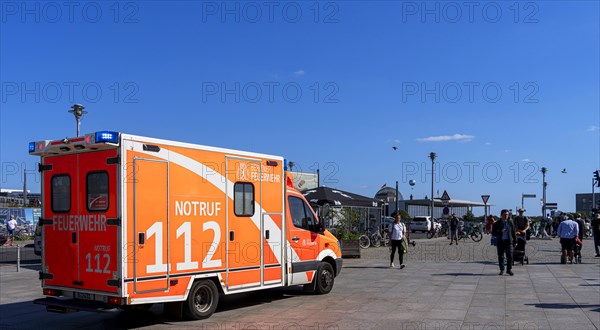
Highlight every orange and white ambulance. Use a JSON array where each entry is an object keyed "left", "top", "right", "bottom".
[{"left": 30, "top": 131, "right": 342, "bottom": 319}]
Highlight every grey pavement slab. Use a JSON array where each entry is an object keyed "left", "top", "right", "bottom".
[{"left": 1, "top": 237, "right": 599, "bottom": 329}]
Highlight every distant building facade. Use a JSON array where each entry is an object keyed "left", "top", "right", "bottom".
[{"left": 576, "top": 193, "right": 599, "bottom": 218}]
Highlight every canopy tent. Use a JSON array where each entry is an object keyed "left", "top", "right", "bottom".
[{"left": 302, "top": 187, "right": 381, "bottom": 208}]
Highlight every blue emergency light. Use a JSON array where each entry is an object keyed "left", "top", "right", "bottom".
[
  {"left": 28, "top": 142, "right": 35, "bottom": 152},
  {"left": 95, "top": 131, "right": 119, "bottom": 144}
]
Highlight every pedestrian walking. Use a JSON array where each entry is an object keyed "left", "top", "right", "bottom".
[
  {"left": 485, "top": 215, "right": 494, "bottom": 234},
  {"left": 449, "top": 214, "right": 459, "bottom": 245},
  {"left": 574, "top": 214, "right": 585, "bottom": 264},
  {"left": 492, "top": 209, "right": 516, "bottom": 276},
  {"left": 514, "top": 208, "right": 530, "bottom": 237},
  {"left": 538, "top": 216, "right": 547, "bottom": 238},
  {"left": 6, "top": 215, "right": 18, "bottom": 246},
  {"left": 591, "top": 213, "right": 600, "bottom": 257},
  {"left": 389, "top": 214, "right": 407, "bottom": 269},
  {"left": 557, "top": 215, "right": 579, "bottom": 264}
]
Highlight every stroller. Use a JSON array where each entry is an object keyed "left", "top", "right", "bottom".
[{"left": 513, "top": 235, "right": 529, "bottom": 265}]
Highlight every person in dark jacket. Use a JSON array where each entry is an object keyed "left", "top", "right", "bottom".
[{"left": 492, "top": 209, "right": 517, "bottom": 276}]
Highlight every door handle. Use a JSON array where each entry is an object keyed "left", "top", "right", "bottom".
[
  {"left": 265, "top": 230, "right": 270, "bottom": 240},
  {"left": 138, "top": 232, "right": 145, "bottom": 245},
  {"left": 71, "top": 232, "right": 77, "bottom": 244},
  {"left": 229, "top": 231, "right": 234, "bottom": 241},
  {"left": 292, "top": 236, "right": 299, "bottom": 242}
]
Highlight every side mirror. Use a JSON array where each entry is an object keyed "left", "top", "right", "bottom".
[{"left": 317, "top": 219, "right": 325, "bottom": 234}]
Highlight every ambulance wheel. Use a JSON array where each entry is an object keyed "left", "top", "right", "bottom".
[
  {"left": 315, "top": 262, "right": 334, "bottom": 295},
  {"left": 184, "top": 280, "right": 219, "bottom": 320}
]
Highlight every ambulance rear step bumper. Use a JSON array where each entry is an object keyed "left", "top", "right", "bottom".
[{"left": 33, "top": 297, "right": 118, "bottom": 313}]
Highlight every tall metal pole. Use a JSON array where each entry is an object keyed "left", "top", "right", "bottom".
[
  {"left": 23, "top": 167, "right": 28, "bottom": 206},
  {"left": 395, "top": 181, "right": 399, "bottom": 216},
  {"left": 429, "top": 152, "right": 436, "bottom": 219},
  {"left": 68, "top": 104, "right": 87, "bottom": 137},
  {"left": 592, "top": 178, "right": 596, "bottom": 217},
  {"left": 541, "top": 167, "right": 547, "bottom": 218}
]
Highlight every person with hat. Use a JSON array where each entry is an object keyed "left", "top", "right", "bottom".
[{"left": 514, "top": 208, "right": 530, "bottom": 237}]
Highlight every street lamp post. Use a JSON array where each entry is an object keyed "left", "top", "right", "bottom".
[
  {"left": 429, "top": 152, "right": 436, "bottom": 219},
  {"left": 541, "top": 167, "right": 547, "bottom": 218},
  {"left": 68, "top": 104, "right": 87, "bottom": 137}
]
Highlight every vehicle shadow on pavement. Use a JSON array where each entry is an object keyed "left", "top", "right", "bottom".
[
  {"left": 216, "top": 286, "right": 310, "bottom": 312},
  {"left": 526, "top": 303, "right": 600, "bottom": 313},
  {"left": 431, "top": 272, "right": 498, "bottom": 277},
  {"left": 339, "top": 266, "right": 393, "bottom": 270}
]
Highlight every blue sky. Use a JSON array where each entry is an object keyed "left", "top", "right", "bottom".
[{"left": 1, "top": 1, "right": 599, "bottom": 215}]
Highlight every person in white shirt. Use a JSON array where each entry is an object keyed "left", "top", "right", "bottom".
[
  {"left": 6, "top": 215, "right": 18, "bottom": 246},
  {"left": 389, "top": 214, "right": 407, "bottom": 269}
]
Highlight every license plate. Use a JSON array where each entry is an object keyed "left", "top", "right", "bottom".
[{"left": 74, "top": 292, "right": 92, "bottom": 300}]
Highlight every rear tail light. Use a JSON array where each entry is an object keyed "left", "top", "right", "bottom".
[
  {"left": 107, "top": 297, "right": 123, "bottom": 305},
  {"left": 43, "top": 288, "right": 61, "bottom": 296}
]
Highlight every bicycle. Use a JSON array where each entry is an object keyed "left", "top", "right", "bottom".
[
  {"left": 458, "top": 223, "right": 483, "bottom": 242},
  {"left": 359, "top": 230, "right": 383, "bottom": 248}
]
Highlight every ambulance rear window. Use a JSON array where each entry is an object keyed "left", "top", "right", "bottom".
[
  {"left": 51, "top": 175, "right": 71, "bottom": 213},
  {"left": 87, "top": 171, "right": 109, "bottom": 211},
  {"left": 234, "top": 182, "right": 254, "bottom": 216}
]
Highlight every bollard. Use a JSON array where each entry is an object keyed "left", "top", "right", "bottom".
[{"left": 17, "top": 245, "right": 20, "bottom": 272}]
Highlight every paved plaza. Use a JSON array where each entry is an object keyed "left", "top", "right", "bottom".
[{"left": 0, "top": 237, "right": 599, "bottom": 329}]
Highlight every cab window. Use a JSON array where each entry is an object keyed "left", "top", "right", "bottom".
[
  {"left": 87, "top": 171, "right": 109, "bottom": 211},
  {"left": 234, "top": 182, "right": 254, "bottom": 216},
  {"left": 51, "top": 175, "right": 71, "bottom": 213},
  {"left": 288, "top": 196, "right": 317, "bottom": 231}
]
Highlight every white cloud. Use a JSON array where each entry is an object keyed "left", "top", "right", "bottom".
[
  {"left": 522, "top": 158, "right": 531, "bottom": 162},
  {"left": 293, "top": 70, "right": 305, "bottom": 76},
  {"left": 417, "top": 134, "right": 474, "bottom": 142},
  {"left": 485, "top": 142, "right": 492, "bottom": 145},
  {"left": 394, "top": 139, "right": 401, "bottom": 143},
  {"left": 587, "top": 126, "right": 599, "bottom": 132},
  {"left": 504, "top": 150, "right": 511, "bottom": 153}
]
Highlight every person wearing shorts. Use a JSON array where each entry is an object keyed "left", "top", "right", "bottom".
[
  {"left": 6, "top": 215, "right": 17, "bottom": 246},
  {"left": 557, "top": 216, "right": 579, "bottom": 264}
]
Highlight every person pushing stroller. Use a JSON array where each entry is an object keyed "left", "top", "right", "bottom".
[{"left": 513, "top": 208, "right": 530, "bottom": 265}]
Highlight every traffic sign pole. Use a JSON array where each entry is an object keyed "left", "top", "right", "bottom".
[{"left": 481, "top": 195, "right": 490, "bottom": 221}]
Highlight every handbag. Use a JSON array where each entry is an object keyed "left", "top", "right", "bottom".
[
  {"left": 490, "top": 234, "right": 498, "bottom": 246},
  {"left": 575, "top": 236, "right": 582, "bottom": 246}
]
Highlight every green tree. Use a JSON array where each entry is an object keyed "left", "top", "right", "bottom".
[
  {"left": 333, "top": 208, "right": 361, "bottom": 240},
  {"left": 463, "top": 210, "right": 476, "bottom": 222}
]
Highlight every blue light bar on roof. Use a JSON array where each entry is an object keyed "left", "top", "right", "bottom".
[
  {"left": 95, "top": 131, "right": 119, "bottom": 144},
  {"left": 28, "top": 142, "right": 35, "bottom": 152}
]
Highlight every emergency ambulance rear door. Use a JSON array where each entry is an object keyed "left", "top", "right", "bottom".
[
  {"left": 42, "top": 153, "right": 79, "bottom": 289},
  {"left": 42, "top": 150, "right": 120, "bottom": 294}
]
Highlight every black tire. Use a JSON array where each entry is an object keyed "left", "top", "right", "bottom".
[
  {"left": 183, "top": 280, "right": 219, "bottom": 320},
  {"left": 471, "top": 231, "right": 483, "bottom": 242},
  {"left": 371, "top": 233, "right": 382, "bottom": 247},
  {"left": 315, "top": 262, "right": 334, "bottom": 294},
  {"left": 358, "top": 235, "right": 370, "bottom": 249},
  {"left": 383, "top": 232, "right": 391, "bottom": 247},
  {"left": 426, "top": 231, "right": 434, "bottom": 239}
]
